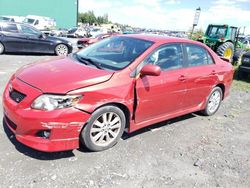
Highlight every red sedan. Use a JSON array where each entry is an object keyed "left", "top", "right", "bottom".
[
  {"left": 3, "top": 35, "right": 234, "bottom": 152},
  {"left": 77, "top": 33, "right": 119, "bottom": 49}
]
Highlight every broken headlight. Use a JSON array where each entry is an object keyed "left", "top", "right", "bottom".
[{"left": 31, "top": 94, "right": 82, "bottom": 111}]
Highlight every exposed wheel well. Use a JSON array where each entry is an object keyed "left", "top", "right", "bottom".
[{"left": 215, "top": 83, "right": 225, "bottom": 99}]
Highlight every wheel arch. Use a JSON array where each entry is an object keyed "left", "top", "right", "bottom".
[{"left": 215, "top": 83, "right": 225, "bottom": 100}]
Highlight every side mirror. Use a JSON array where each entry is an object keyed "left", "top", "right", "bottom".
[
  {"left": 38, "top": 33, "right": 45, "bottom": 39},
  {"left": 140, "top": 64, "right": 161, "bottom": 76}
]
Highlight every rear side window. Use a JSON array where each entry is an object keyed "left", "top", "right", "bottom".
[
  {"left": 2, "top": 24, "right": 18, "bottom": 33},
  {"left": 185, "top": 44, "right": 214, "bottom": 66}
]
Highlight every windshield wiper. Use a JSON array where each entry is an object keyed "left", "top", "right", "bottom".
[
  {"left": 78, "top": 56, "right": 103, "bottom": 69},
  {"left": 73, "top": 54, "right": 88, "bottom": 65}
]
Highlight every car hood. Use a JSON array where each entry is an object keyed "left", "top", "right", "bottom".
[{"left": 16, "top": 57, "right": 114, "bottom": 93}]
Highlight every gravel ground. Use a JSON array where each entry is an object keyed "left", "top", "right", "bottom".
[{"left": 0, "top": 51, "right": 250, "bottom": 188}]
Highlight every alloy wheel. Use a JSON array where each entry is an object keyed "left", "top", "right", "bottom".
[
  {"left": 207, "top": 90, "right": 221, "bottom": 114},
  {"left": 55, "top": 44, "right": 68, "bottom": 56},
  {"left": 90, "top": 112, "right": 122, "bottom": 147}
]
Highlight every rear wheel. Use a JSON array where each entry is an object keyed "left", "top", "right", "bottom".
[
  {"left": 201, "top": 87, "right": 223, "bottom": 116},
  {"left": 216, "top": 42, "right": 234, "bottom": 62},
  {"left": 55, "top": 44, "right": 69, "bottom": 56},
  {"left": 81, "top": 105, "right": 126, "bottom": 152},
  {"left": 0, "top": 42, "right": 5, "bottom": 54}
]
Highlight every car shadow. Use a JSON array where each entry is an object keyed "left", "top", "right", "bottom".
[
  {"left": 4, "top": 52, "right": 55, "bottom": 56},
  {"left": 2, "top": 119, "right": 75, "bottom": 160},
  {"left": 121, "top": 113, "right": 196, "bottom": 140}
]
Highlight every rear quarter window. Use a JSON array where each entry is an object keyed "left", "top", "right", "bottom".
[{"left": 2, "top": 24, "right": 18, "bottom": 33}]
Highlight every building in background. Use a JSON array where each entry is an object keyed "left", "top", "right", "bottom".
[{"left": 0, "top": 0, "right": 78, "bottom": 29}]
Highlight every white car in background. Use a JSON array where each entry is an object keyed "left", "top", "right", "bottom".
[
  {"left": 23, "top": 15, "right": 56, "bottom": 30},
  {"left": 89, "top": 28, "right": 107, "bottom": 37},
  {"left": 67, "top": 27, "right": 87, "bottom": 38}
]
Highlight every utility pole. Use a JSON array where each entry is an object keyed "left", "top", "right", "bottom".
[
  {"left": 190, "top": 7, "right": 201, "bottom": 39},
  {"left": 76, "top": 0, "right": 79, "bottom": 27}
]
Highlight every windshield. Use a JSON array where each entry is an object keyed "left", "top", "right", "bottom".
[
  {"left": 75, "top": 36, "right": 154, "bottom": 71},
  {"left": 207, "top": 26, "right": 227, "bottom": 38}
]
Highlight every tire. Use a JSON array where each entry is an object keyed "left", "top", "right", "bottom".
[
  {"left": 201, "top": 87, "right": 223, "bottom": 116},
  {"left": 81, "top": 105, "right": 126, "bottom": 152},
  {"left": 55, "top": 44, "right": 69, "bottom": 56},
  {"left": 216, "top": 42, "right": 234, "bottom": 62},
  {"left": 0, "top": 42, "right": 5, "bottom": 54},
  {"left": 233, "top": 48, "right": 244, "bottom": 66}
]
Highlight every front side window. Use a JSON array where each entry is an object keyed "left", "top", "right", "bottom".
[
  {"left": 20, "top": 25, "right": 40, "bottom": 35},
  {"left": 2, "top": 24, "right": 18, "bottom": 33},
  {"left": 143, "top": 44, "right": 184, "bottom": 71},
  {"left": 76, "top": 36, "right": 154, "bottom": 70},
  {"left": 185, "top": 44, "right": 214, "bottom": 67}
]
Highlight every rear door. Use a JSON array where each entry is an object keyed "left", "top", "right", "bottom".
[
  {"left": 182, "top": 44, "right": 218, "bottom": 110},
  {"left": 1, "top": 23, "right": 26, "bottom": 52},
  {"left": 135, "top": 43, "right": 187, "bottom": 123}
]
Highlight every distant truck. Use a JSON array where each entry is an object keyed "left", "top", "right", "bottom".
[
  {"left": 0, "top": 15, "right": 25, "bottom": 22},
  {"left": 23, "top": 15, "right": 56, "bottom": 30}
]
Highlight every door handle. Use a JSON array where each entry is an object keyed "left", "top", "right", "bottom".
[
  {"left": 210, "top": 70, "right": 216, "bottom": 75},
  {"left": 178, "top": 75, "right": 186, "bottom": 81}
]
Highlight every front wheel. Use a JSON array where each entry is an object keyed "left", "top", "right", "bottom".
[
  {"left": 201, "top": 87, "right": 223, "bottom": 116},
  {"left": 81, "top": 106, "right": 126, "bottom": 152},
  {"left": 55, "top": 44, "right": 69, "bottom": 56}
]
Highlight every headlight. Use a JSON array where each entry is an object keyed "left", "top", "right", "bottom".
[{"left": 31, "top": 94, "right": 82, "bottom": 111}]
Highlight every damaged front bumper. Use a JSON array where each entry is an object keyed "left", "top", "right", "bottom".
[{"left": 3, "top": 78, "right": 91, "bottom": 152}]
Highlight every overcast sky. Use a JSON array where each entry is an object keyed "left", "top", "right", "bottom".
[{"left": 79, "top": 0, "right": 250, "bottom": 34}]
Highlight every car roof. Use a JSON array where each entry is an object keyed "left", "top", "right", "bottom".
[
  {"left": 0, "top": 21, "right": 34, "bottom": 27},
  {"left": 121, "top": 34, "right": 201, "bottom": 45}
]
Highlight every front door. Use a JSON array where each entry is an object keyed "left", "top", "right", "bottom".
[
  {"left": 19, "top": 24, "right": 52, "bottom": 53},
  {"left": 135, "top": 43, "right": 187, "bottom": 124}
]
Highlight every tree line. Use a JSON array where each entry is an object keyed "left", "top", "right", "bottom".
[{"left": 78, "top": 11, "right": 110, "bottom": 25}]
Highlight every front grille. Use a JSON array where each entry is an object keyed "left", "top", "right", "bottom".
[
  {"left": 4, "top": 115, "right": 17, "bottom": 130},
  {"left": 9, "top": 90, "right": 26, "bottom": 103}
]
